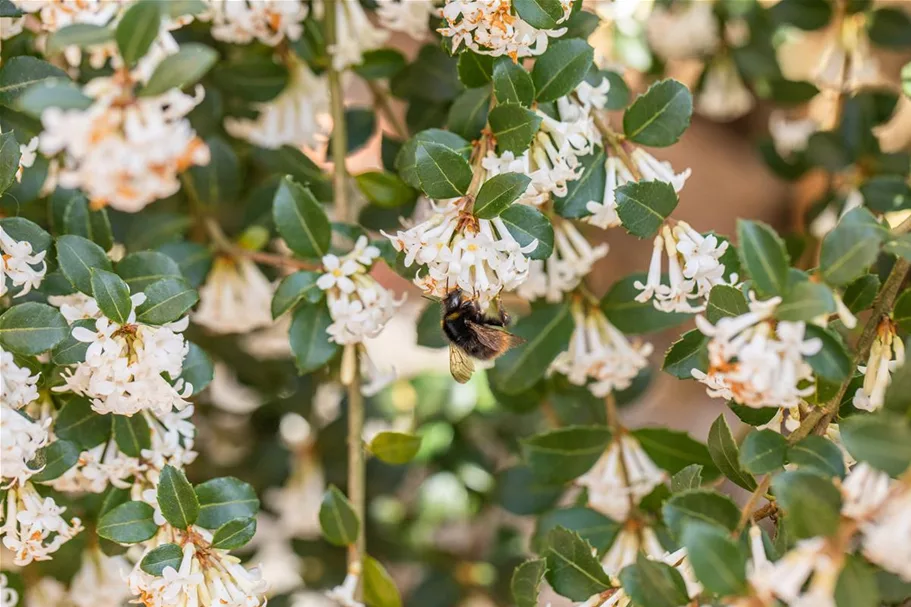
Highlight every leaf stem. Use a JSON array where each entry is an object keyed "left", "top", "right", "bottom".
[
  {"left": 592, "top": 111, "right": 642, "bottom": 181},
  {"left": 367, "top": 80, "right": 408, "bottom": 141},
  {"left": 202, "top": 218, "right": 318, "bottom": 271}
]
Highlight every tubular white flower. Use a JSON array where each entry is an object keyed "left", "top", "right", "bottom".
[
  {"left": 375, "top": 0, "right": 434, "bottom": 39},
  {"left": 326, "top": 562, "right": 365, "bottom": 607},
  {"left": 202, "top": 0, "right": 307, "bottom": 45},
  {"left": 1, "top": 348, "right": 40, "bottom": 410},
  {"left": 634, "top": 221, "right": 736, "bottom": 313},
  {"left": 266, "top": 417, "right": 325, "bottom": 539},
  {"left": 48, "top": 291, "right": 102, "bottom": 323},
  {"left": 206, "top": 363, "right": 262, "bottom": 414},
  {"left": 814, "top": 16, "right": 879, "bottom": 91},
  {"left": 853, "top": 319, "right": 904, "bottom": 412},
  {"left": 55, "top": 294, "right": 194, "bottom": 417},
  {"left": 840, "top": 462, "right": 893, "bottom": 522},
  {"left": 550, "top": 303, "right": 652, "bottom": 397},
  {"left": 0, "top": 482, "right": 83, "bottom": 566},
  {"left": 194, "top": 255, "right": 274, "bottom": 335},
  {"left": 600, "top": 524, "right": 665, "bottom": 577},
  {"left": 225, "top": 58, "right": 331, "bottom": 150},
  {"left": 1, "top": 406, "right": 50, "bottom": 485},
  {"left": 769, "top": 111, "right": 818, "bottom": 159},
  {"left": 630, "top": 147, "right": 691, "bottom": 191},
  {"left": 69, "top": 548, "right": 132, "bottom": 607},
  {"left": 384, "top": 200, "right": 536, "bottom": 307},
  {"left": 860, "top": 481, "right": 911, "bottom": 582},
  {"left": 517, "top": 220, "right": 608, "bottom": 302},
  {"left": 692, "top": 294, "right": 823, "bottom": 409},
  {"left": 314, "top": 0, "right": 388, "bottom": 70},
  {"left": 1, "top": 226, "right": 47, "bottom": 298},
  {"left": 646, "top": 1, "right": 719, "bottom": 61},
  {"left": 695, "top": 57, "right": 754, "bottom": 122},
  {"left": 748, "top": 536, "right": 841, "bottom": 606},
  {"left": 38, "top": 75, "right": 209, "bottom": 213},
  {"left": 49, "top": 438, "right": 139, "bottom": 494},
  {"left": 438, "top": 0, "right": 572, "bottom": 59},
  {"left": 578, "top": 434, "right": 665, "bottom": 522}
]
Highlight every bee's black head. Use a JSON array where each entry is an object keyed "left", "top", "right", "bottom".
[{"left": 444, "top": 287, "right": 464, "bottom": 311}]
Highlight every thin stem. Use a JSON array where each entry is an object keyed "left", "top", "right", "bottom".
[
  {"left": 203, "top": 219, "right": 318, "bottom": 271},
  {"left": 367, "top": 80, "right": 408, "bottom": 140},
  {"left": 592, "top": 111, "right": 642, "bottom": 181},
  {"left": 736, "top": 475, "right": 771, "bottom": 533},
  {"left": 326, "top": 0, "right": 350, "bottom": 224}
]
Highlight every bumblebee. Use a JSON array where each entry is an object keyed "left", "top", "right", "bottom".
[{"left": 442, "top": 288, "right": 525, "bottom": 383}]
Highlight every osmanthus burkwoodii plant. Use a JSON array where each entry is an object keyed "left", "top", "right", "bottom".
[{"left": 2, "top": 0, "right": 911, "bottom": 607}]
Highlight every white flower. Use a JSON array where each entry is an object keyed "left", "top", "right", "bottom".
[
  {"left": 326, "top": 562, "right": 365, "bottom": 607},
  {"left": 55, "top": 294, "right": 194, "bottom": 417},
  {"left": 579, "top": 435, "right": 665, "bottom": 522},
  {"left": 318, "top": 254, "right": 361, "bottom": 294},
  {"left": 692, "top": 294, "right": 823, "bottom": 409},
  {"left": 852, "top": 319, "right": 904, "bottom": 412},
  {"left": 314, "top": 0, "right": 388, "bottom": 70},
  {"left": 384, "top": 200, "right": 536, "bottom": 307},
  {"left": 202, "top": 0, "right": 307, "bottom": 45},
  {"left": 292, "top": 591, "right": 338, "bottom": 607},
  {"left": 646, "top": 1, "right": 719, "bottom": 60},
  {"left": 860, "top": 481, "right": 911, "bottom": 581},
  {"left": 517, "top": 220, "right": 608, "bottom": 302},
  {"left": 0, "top": 482, "right": 83, "bottom": 566},
  {"left": 48, "top": 438, "right": 140, "bottom": 494},
  {"left": 439, "top": 0, "right": 572, "bottom": 59},
  {"left": 38, "top": 76, "right": 209, "bottom": 213},
  {"left": 0, "top": 406, "right": 50, "bottom": 485},
  {"left": 194, "top": 256, "right": 274, "bottom": 334},
  {"left": 0, "top": 573, "right": 18, "bottom": 607},
  {"left": 48, "top": 291, "right": 102, "bottom": 323},
  {"left": 13, "top": 0, "right": 121, "bottom": 33},
  {"left": 266, "top": 440, "right": 325, "bottom": 539},
  {"left": 601, "top": 524, "right": 666, "bottom": 577},
  {"left": 748, "top": 536, "right": 840, "bottom": 606},
  {"left": 550, "top": 303, "right": 652, "bottom": 397},
  {"left": 1, "top": 226, "right": 47, "bottom": 298},
  {"left": 375, "top": 0, "right": 435, "bottom": 39},
  {"left": 634, "top": 221, "right": 736, "bottom": 313},
  {"left": 1, "top": 348, "right": 40, "bottom": 410},
  {"left": 769, "top": 111, "right": 818, "bottom": 158},
  {"left": 24, "top": 578, "right": 70, "bottom": 607},
  {"left": 695, "top": 56, "right": 754, "bottom": 122},
  {"left": 69, "top": 548, "right": 132, "bottom": 607},
  {"left": 206, "top": 363, "right": 262, "bottom": 414},
  {"left": 809, "top": 189, "right": 863, "bottom": 240},
  {"left": 225, "top": 58, "right": 331, "bottom": 150},
  {"left": 15, "top": 136, "right": 39, "bottom": 182},
  {"left": 840, "top": 462, "right": 893, "bottom": 522},
  {"left": 813, "top": 16, "right": 879, "bottom": 91}
]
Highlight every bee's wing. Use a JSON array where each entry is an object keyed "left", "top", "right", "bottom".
[
  {"left": 469, "top": 322, "right": 525, "bottom": 353},
  {"left": 449, "top": 343, "right": 475, "bottom": 384}
]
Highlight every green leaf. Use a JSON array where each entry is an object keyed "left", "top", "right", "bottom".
[
  {"left": 369, "top": 432, "right": 422, "bottom": 465},
  {"left": 57, "top": 234, "right": 113, "bottom": 295},
  {"left": 396, "top": 129, "right": 470, "bottom": 188},
  {"left": 619, "top": 553, "right": 690, "bottom": 607},
  {"left": 139, "top": 43, "right": 217, "bottom": 97},
  {"left": 840, "top": 413, "right": 911, "bottom": 476},
  {"left": 0, "top": 132, "right": 19, "bottom": 193},
  {"left": 787, "top": 435, "right": 846, "bottom": 478},
  {"left": 489, "top": 302, "right": 573, "bottom": 394},
  {"left": 633, "top": 428, "right": 719, "bottom": 477},
  {"left": 116, "top": 251, "right": 182, "bottom": 292},
  {"left": 54, "top": 396, "right": 112, "bottom": 450},
  {"left": 157, "top": 464, "right": 200, "bottom": 530},
  {"left": 0, "top": 302, "right": 69, "bottom": 356},
  {"left": 615, "top": 181, "right": 679, "bottom": 239},
  {"left": 736, "top": 219, "right": 790, "bottom": 297},
  {"left": 706, "top": 284, "right": 749, "bottom": 323},
  {"left": 499, "top": 204, "right": 553, "bottom": 260},
  {"left": 532, "top": 507, "right": 620, "bottom": 555},
  {"left": 51, "top": 317, "right": 92, "bottom": 365},
  {"left": 289, "top": 303, "right": 340, "bottom": 374},
  {"left": 0, "top": 56, "right": 68, "bottom": 107},
  {"left": 512, "top": 558, "right": 547, "bottom": 607},
  {"left": 178, "top": 342, "right": 213, "bottom": 396},
  {"left": 681, "top": 521, "right": 748, "bottom": 595},
  {"left": 140, "top": 543, "right": 183, "bottom": 576},
  {"left": 860, "top": 175, "right": 911, "bottom": 212},
  {"left": 868, "top": 7, "right": 911, "bottom": 48},
  {"left": 272, "top": 177, "right": 331, "bottom": 259},
  {"left": 415, "top": 140, "right": 473, "bottom": 198},
  {"left": 884, "top": 234, "right": 911, "bottom": 260},
  {"left": 457, "top": 52, "right": 494, "bottom": 88},
  {"left": 158, "top": 242, "right": 212, "bottom": 289},
  {"left": 211, "top": 55, "right": 289, "bottom": 103},
  {"left": 363, "top": 555, "right": 403, "bottom": 607},
  {"left": 804, "top": 324, "right": 852, "bottom": 382},
  {"left": 60, "top": 190, "right": 114, "bottom": 250},
  {"left": 319, "top": 485, "right": 360, "bottom": 547},
  {"left": 14, "top": 79, "right": 92, "bottom": 117},
  {"left": 885, "top": 355, "right": 911, "bottom": 415},
  {"left": 776, "top": 281, "right": 836, "bottom": 321},
  {"left": 97, "top": 501, "right": 158, "bottom": 544},
  {"left": 739, "top": 429, "right": 788, "bottom": 474},
  {"left": 271, "top": 271, "right": 323, "bottom": 319},
  {"left": 115, "top": 0, "right": 162, "bottom": 66},
  {"left": 728, "top": 402, "right": 780, "bottom": 427},
  {"left": 842, "top": 274, "right": 880, "bottom": 313},
  {"left": 211, "top": 517, "right": 257, "bottom": 550},
  {"left": 671, "top": 464, "right": 703, "bottom": 492},
  {"left": 29, "top": 439, "right": 79, "bottom": 482},
  {"left": 772, "top": 470, "right": 842, "bottom": 538},
  {"left": 769, "top": 0, "right": 833, "bottom": 30},
  {"left": 493, "top": 57, "right": 535, "bottom": 106},
  {"left": 415, "top": 303, "right": 446, "bottom": 348},
  {"left": 662, "top": 488, "right": 740, "bottom": 539},
  {"left": 474, "top": 172, "right": 532, "bottom": 218},
  {"left": 522, "top": 426, "right": 612, "bottom": 484},
  {"left": 601, "top": 274, "right": 691, "bottom": 334},
  {"left": 663, "top": 329, "right": 708, "bottom": 379},
  {"left": 532, "top": 39, "right": 594, "bottom": 103},
  {"left": 623, "top": 79, "right": 693, "bottom": 147},
  {"left": 820, "top": 208, "right": 887, "bottom": 287},
  {"left": 496, "top": 465, "right": 563, "bottom": 515},
  {"left": 46, "top": 24, "right": 113, "bottom": 56},
  {"left": 90, "top": 269, "right": 132, "bottom": 325},
  {"left": 488, "top": 103, "right": 542, "bottom": 155},
  {"left": 0, "top": 0, "right": 22, "bottom": 17},
  {"left": 447, "top": 87, "right": 491, "bottom": 141},
  {"left": 707, "top": 414, "right": 756, "bottom": 490},
  {"left": 186, "top": 135, "right": 243, "bottom": 208},
  {"left": 195, "top": 477, "right": 259, "bottom": 529},
  {"left": 895, "top": 290, "right": 911, "bottom": 333},
  {"left": 835, "top": 555, "right": 879, "bottom": 607},
  {"left": 554, "top": 148, "right": 605, "bottom": 218},
  {"left": 135, "top": 278, "right": 198, "bottom": 325},
  {"left": 113, "top": 414, "right": 152, "bottom": 458},
  {"left": 514, "top": 0, "right": 565, "bottom": 28},
  {"left": 354, "top": 49, "right": 407, "bottom": 81},
  {"left": 0, "top": 217, "right": 51, "bottom": 253},
  {"left": 543, "top": 527, "right": 612, "bottom": 601},
  {"left": 355, "top": 171, "right": 416, "bottom": 208}
]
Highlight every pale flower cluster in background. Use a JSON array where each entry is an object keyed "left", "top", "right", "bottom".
[
  {"left": 203, "top": 0, "right": 307, "bottom": 45},
  {"left": 0, "top": 227, "right": 47, "bottom": 298},
  {"left": 194, "top": 256, "right": 275, "bottom": 335}
]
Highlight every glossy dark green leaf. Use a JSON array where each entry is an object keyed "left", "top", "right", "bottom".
[
  {"left": 601, "top": 274, "right": 691, "bottom": 334},
  {"left": 474, "top": 172, "right": 532, "bottom": 218},
  {"left": 319, "top": 485, "right": 360, "bottom": 547},
  {"left": 158, "top": 242, "right": 212, "bottom": 289},
  {"left": 369, "top": 432, "right": 422, "bottom": 465},
  {"left": 615, "top": 181, "right": 678, "bottom": 238},
  {"left": 496, "top": 465, "right": 563, "bottom": 515},
  {"left": 271, "top": 271, "right": 323, "bottom": 319},
  {"left": 736, "top": 219, "right": 790, "bottom": 297},
  {"left": 554, "top": 148, "right": 605, "bottom": 218},
  {"left": 157, "top": 464, "right": 200, "bottom": 529},
  {"left": 289, "top": 303, "right": 340, "bottom": 374},
  {"left": 499, "top": 202, "right": 554, "bottom": 260},
  {"left": 670, "top": 464, "right": 703, "bottom": 492},
  {"left": 178, "top": 342, "right": 213, "bottom": 396},
  {"left": 619, "top": 553, "right": 690, "bottom": 607},
  {"left": 116, "top": 251, "right": 182, "bottom": 292},
  {"left": 681, "top": 521, "right": 748, "bottom": 595},
  {"left": 776, "top": 281, "right": 836, "bottom": 321},
  {"left": 396, "top": 129, "right": 470, "bottom": 188},
  {"left": 634, "top": 428, "right": 719, "bottom": 477},
  {"left": 769, "top": 0, "right": 832, "bottom": 30},
  {"left": 707, "top": 414, "right": 757, "bottom": 490},
  {"left": 840, "top": 413, "right": 911, "bottom": 476},
  {"left": 663, "top": 329, "right": 708, "bottom": 379},
  {"left": 522, "top": 426, "right": 611, "bottom": 484},
  {"left": 820, "top": 208, "right": 887, "bottom": 286},
  {"left": 46, "top": 23, "right": 114, "bottom": 55},
  {"left": 0, "top": 56, "right": 68, "bottom": 107},
  {"left": 354, "top": 49, "right": 406, "bottom": 80},
  {"left": 113, "top": 414, "right": 152, "bottom": 458},
  {"left": 140, "top": 43, "right": 217, "bottom": 97},
  {"left": 140, "top": 543, "right": 183, "bottom": 576},
  {"left": 447, "top": 87, "right": 491, "bottom": 140},
  {"left": 14, "top": 80, "right": 91, "bottom": 117},
  {"left": 415, "top": 140, "right": 473, "bottom": 198},
  {"left": 542, "top": 527, "right": 612, "bottom": 601},
  {"left": 772, "top": 470, "right": 842, "bottom": 538},
  {"left": 834, "top": 555, "right": 879, "bottom": 607},
  {"left": 59, "top": 191, "right": 113, "bottom": 251},
  {"left": 860, "top": 174, "right": 911, "bottom": 212},
  {"left": 457, "top": 52, "right": 494, "bottom": 87},
  {"left": 868, "top": 7, "right": 911, "bottom": 48},
  {"left": 0, "top": 302, "right": 69, "bottom": 356},
  {"left": 115, "top": 0, "right": 162, "bottom": 66},
  {"left": 842, "top": 274, "right": 880, "bottom": 313},
  {"left": 488, "top": 103, "right": 542, "bottom": 155},
  {"left": 211, "top": 55, "right": 289, "bottom": 103},
  {"left": 514, "top": 0, "right": 565, "bottom": 28},
  {"left": 91, "top": 269, "right": 132, "bottom": 325},
  {"left": 895, "top": 289, "right": 911, "bottom": 333},
  {"left": 623, "top": 79, "right": 693, "bottom": 147},
  {"left": 272, "top": 177, "right": 331, "bottom": 259},
  {"left": 804, "top": 324, "right": 852, "bottom": 382},
  {"left": 97, "top": 501, "right": 158, "bottom": 544},
  {"left": 57, "top": 234, "right": 112, "bottom": 295},
  {"left": 54, "top": 396, "right": 112, "bottom": 450},
  {"left": 355, "top": 171, "right": 416, "bottom": 208},
  {"left": 363, "top": 555, "right": 403, "bottom": 607},
  {"left": 532, "top": 39, "right": 594, "bottom": 103},
  {"left": 211, "top": 517, "right": 257, "bottom": 550},
  {"left": 493, "top": 57, "right": 535, "bottom": 105},
  {"left": 739, "top": 429, "right": 788, "bottom": 474},
  {"left": 185, "top": 136, "right": 241, "bottom": 207},
  {"left": 662, "top": 488, "right": 740, "bottom": 539},
  {"left": 787, "top": 435, "right": 846, "bottom": 478},
  {"left": 512, "top": 558, "right": 547, "bottom": 607},
  {"left": 706, "top": 284, "right": 749, "bottom": 323},
  {"left": 195, "top": 477, "right": 259, "bottom": 529},
  {"left": 0, "top": 132, "right": 19, "bottom": 193},
  {"left": 29, "top": 439, "right": 80, "bottom": 482},
  {"left": 0, "top": 217, "right": 51, "bottom": 253},
  {"left": 135, "top": 278, "right": 198, "bottom": 325},
  {"left": 532, "top": 507, "right": 620, "bottom": 555}
]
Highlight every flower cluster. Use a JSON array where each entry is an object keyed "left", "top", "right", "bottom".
[
  {"left": 38, "top": 75, "right": 209, "bottom": 213},
  {"left": 1, "top": 482, "right": 84, "bottom": 566},
  {"left": 517, "top": 220, "right": 608, "bottom": 303},
  {"left": 194, "top": 256, "right": 275, "bottom": 334},
  {"left": 202, "top": 0, "right": 308, "bottom": 46},
  {"left": 375, "top": 0, "right": 435, "bottom": 40},
  {"left": 439, "top": 0, "right": 573, "bottom": 59},
  {"left": 635, "top": 221, "right": 736, "bottom": 313},
  {"left": 55, "top": 293, "right": 194, "bottom": 417},
  {"left": 550, "top": 302, "right": 652, "bottom": 397},
  {"left": 318, "top": 0, "right": 389, "bottom": 70},
  {"left": 692, "top": 295, "right": 822, "bottom": 409},
  {"left": 0, "top": 406, "right": 50, "bottom": 485},
  {"left": 384, "top": 200, "right": 537, "bottom": 307},
  {"left": 695, "top": 57, "right": 755, "bottom": 122},
  {"left": 852, "top": 318, "right": 905, "bottom": 412},
  {"left": 1, "top": 226, "right": 47, "bottom": 298},
  {"left": 1, "top": 347, "right": 40, "bottom": 410}
]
